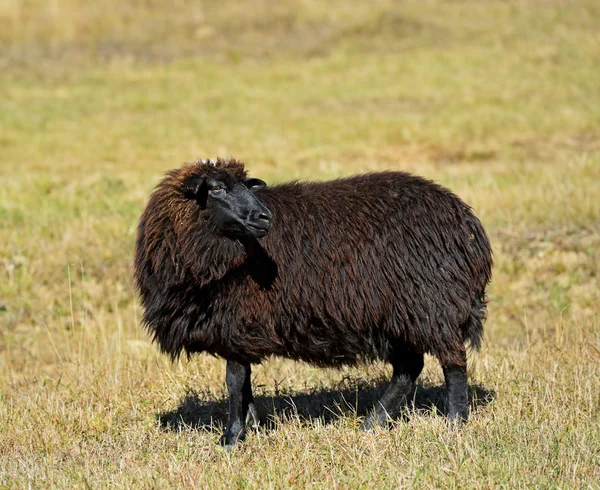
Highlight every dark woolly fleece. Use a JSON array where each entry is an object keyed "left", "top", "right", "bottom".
[{"left": 134, "top": 159, "right": 492, "bottom": 368}]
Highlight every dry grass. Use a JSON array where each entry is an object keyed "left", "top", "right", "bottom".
[{"left": 1, "top": 0, "right": 599, "bottom": 488}]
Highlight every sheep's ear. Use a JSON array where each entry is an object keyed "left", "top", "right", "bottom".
[
  {"left": 245, "top": 178, "right": 267, "bottom": 191},
  {"left": 182, "top": 176, "right": 208, "bottom": 208}
]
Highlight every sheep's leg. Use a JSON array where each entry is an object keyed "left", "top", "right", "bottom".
[
  {"left": 442, "top": 349, "right": 469, "bottom": 424},
  {"left": 361, "top": 350, "right": 424, "bottom": 430},
  {"left": 221, "top": 359, "right": 255, "bottom": 448}
]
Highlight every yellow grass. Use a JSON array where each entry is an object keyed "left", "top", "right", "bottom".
[{"left": 1, "top": 0, "right": 599, "bottom": 487}]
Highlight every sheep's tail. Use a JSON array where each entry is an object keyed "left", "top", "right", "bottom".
[{"left": 463, "top": 292, "right": 487, "bottom": 351}]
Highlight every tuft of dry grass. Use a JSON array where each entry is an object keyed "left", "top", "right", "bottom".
[{"left": 1, "top": 0, "right": 599, "bottom": 488}]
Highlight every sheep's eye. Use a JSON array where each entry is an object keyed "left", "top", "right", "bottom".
[{"left": 209, "top": 184, "right": 225, "bottom": 195}]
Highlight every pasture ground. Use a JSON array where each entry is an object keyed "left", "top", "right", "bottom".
[{"left": 1, "top": 0, "right": 599, "bottom": 487}]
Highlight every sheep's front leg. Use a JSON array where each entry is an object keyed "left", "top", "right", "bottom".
[{"left": 221, "top": 359, "right": 256, "bottom": 448}]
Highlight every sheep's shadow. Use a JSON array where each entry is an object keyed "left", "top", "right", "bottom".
[{"left": 157, "top": 378, "right": 495, "bottom": 433}]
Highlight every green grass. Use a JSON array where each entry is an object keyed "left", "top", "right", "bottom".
[{"left": 1, "top": 0, "right": 599, "bottom": 488}]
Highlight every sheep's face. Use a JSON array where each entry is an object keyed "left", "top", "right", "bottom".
[{"left": 183, "top": 173, "right": 272, "bottom": 239}]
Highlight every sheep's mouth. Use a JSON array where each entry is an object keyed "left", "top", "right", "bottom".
[{"left": 245, "top": 223, "right": 270, "bottom": 238}]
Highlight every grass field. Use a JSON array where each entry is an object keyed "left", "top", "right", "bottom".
[{"left": 1, "top": 0, "right": 599, "bottom": 487}]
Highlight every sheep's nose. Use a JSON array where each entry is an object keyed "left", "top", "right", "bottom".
[
  {"left": 250, "top": 210, "right": 272, "bottom": 229},
  {"left": 256, "top": 212, "right": 272, "bottom": 228}
]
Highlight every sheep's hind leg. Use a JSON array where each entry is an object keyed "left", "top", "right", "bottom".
[
  {"left": 361, "top": 350, "right": 424, "bottom": 430},
  {"left": 442, "top": 348, "right": 469, "bottom": 424},
  {"left": 221, "top": 359, "right": 256, "bottom": 448}
]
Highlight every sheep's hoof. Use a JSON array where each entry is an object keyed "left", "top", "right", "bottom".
[
  {"left": 360, "top": 419, "right": 375, "bottom": 431},
  {"left": 215, "top": 443, "right": 235, "bottom": 453},
  {"left": 361, "top": 413, "right": 384, "bottom": 431},
  {"left": 219, "top": 429, "right": 246, "bottom": 449},
  {"left": 446, "top": 411, "right": 468, "bottom": 428}
]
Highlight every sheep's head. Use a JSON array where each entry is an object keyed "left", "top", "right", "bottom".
[{"left": 178, "top": 158, "right": 272, "bottom": 239}]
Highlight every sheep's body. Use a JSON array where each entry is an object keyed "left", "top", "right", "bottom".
[{"left": 134, "top": 159, "right": 493, "bottom": 445}]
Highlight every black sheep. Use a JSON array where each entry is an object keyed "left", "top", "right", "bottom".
[{"left": 134, "top": 158, "right": 493, "bottom": 447}]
